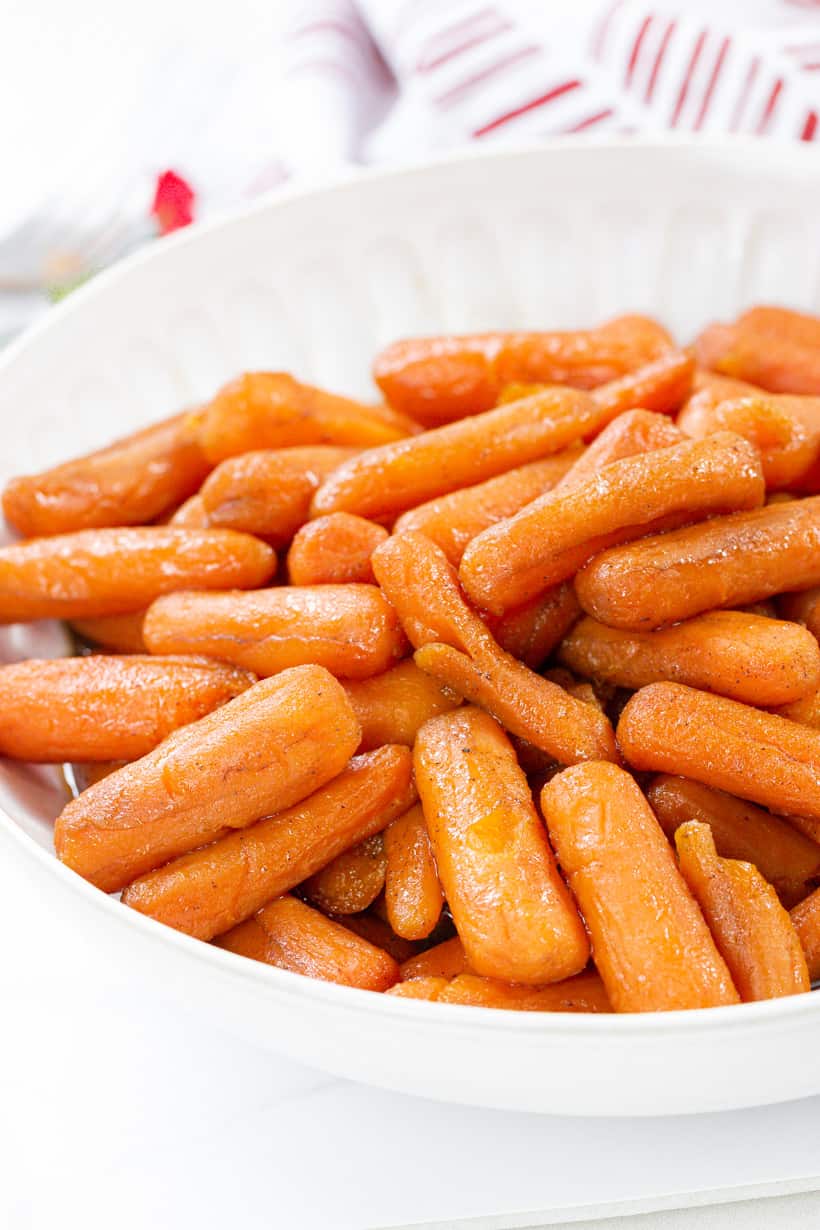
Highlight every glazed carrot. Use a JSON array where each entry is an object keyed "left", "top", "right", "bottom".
[
  {"left": 0, "top": 655, "right": 256, "bottom": 762},
  {"left": 437, "top": 970, "right": 612, "bottom": 1012},
  {"left": 486, "top": 584, "right": 580, "bottom": 669},
  {"left": 199, "top": 372, "right": 418, "bottom": 463},
  {"left": 143, "top": 583, "right": 407, "bottom": 679},
  {"left": 383, "top": 802, "right": 444, "bottom": 940},
  {"left": 287, "top": 512, "right": 389, "bottom": 585},
  {"left": 2, "top": 411, "right": 210, "bottom": 538},
  {"left": 386, "top": 976, "right": 449, "bottom": 1000},
  {"left": 782, "top": 813, "right": 820, "bottom": 846},
  {"left": 541, "top": 762, "right": 739, "bottom": 1011},
  {"left": 414, "top": 642, "right": 618, "bottom": 764},
  {"left": 0, "top": 527, "right": 276, "bottom": 623},
  {"left": 618, "top": 682, "right": 820, "bottom": 820},
  {"left": 343, "top": 660, "right": 458, "bottom": 751},
  {"left": 333, "top": 911, "right": 418, "bottom": 963},
  {"left": 311, "top": 387, "right": 602, "bottom": 521},
  {"left": 675, "top": 821, "right": 809, "bottom": 1001},
  {"left": 392, "top": 448, "right": 581, "bottom": 565},
  {"left": 780, "top": 587, "right": 820, "bottom": 639},
  {"left": 588, "top": 349, "right": 694, "bottom": 424},
  {"left": 775, "top": 687, "right": 820, "bottom": 731},
  {"left": 71, "top": 610, "right": 148, "bottom": 653},
  {"left": 215, "top": 896, "right": 399, "bottom": 991},
  {"left": 56, "top": 665, "right": 360, "bottom": 892},
  {"left": 399, "top": 936, "right": 470, "bottom": 982},
  {"left": 167, "top": 493, "right": 210, "bottom": 527},
  {"left": 200, "top": 446, "right": 358, "bottom": 546},
  {"left": 695, "top": 306, "right": 820, "bottom": 395},
  {"left": 414, "top": 707, "right": 589, "bottom": 984},
  {"left": 791, "top": 887, "right": 820, "bottom": 981},
  {"left": 460, "top": 432, "right": 764, "bottom": 614},
  {"left": 575, "top": 497, "right": 820, "bottom": 630},
  {"left": 646, "top": 776, "right": 820, "bottom": 908},
  {"left": 121, "top": 745, "right": 414, "bottom": 938},
  {"left": 559, "top": 611, "right": 820, "bottom": 706},
  {"left": 555, "top": 408, "right": 684, "bottom": 489},
  {"left": 373, "top": 315, "right": 673, "bottom": 423},
  {"left": 69, "top": 761, "right": 127, "bottom": 793},
  {"left": 303, "top": 833, "right": 388, "bottom": 915}
]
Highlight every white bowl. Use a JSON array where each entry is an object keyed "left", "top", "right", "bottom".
[{"left": 1, "top": 138, "right": 819, "bottom": 1117}]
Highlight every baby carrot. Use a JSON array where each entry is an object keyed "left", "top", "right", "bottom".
[
  {"left": 791, "top": 887, "right": 820, "bottom": 981},
  {"left": 486, "top": 584, "right": 580, "bottom": 669},
  {"left": 399, "top": 936, "right": 470, "bottom": 982},
  {"left": 575, "top": 496, "right": 820, "bottom": 630},
  {"left": 386, "top": 976, "right": 449, "bottom": 1000},
  {"left": 618, "top": 682, "right": 820, "bottom": 821},
  {"left": 199, "top": 371, "right": 418, "bottom": 463},
  {"left": 373, "top": 315, "right": 673, "bottom": 423},
  {"left": 0, "top": 527, "right": 276, "bottom": 623},
  {"left": 122, "top": 745, "right": 414, "bottom": 938},
  {"left": 0, "top": 655, "right": 256, "bottom": 762},
  {"left": 286, "top": 512, "right": 389, "bottom": 585},
  {"left": 311, "top": 387, "right": 601, "bottom": 521},
  {"left": 646, "top": 776, "right": 820, "bottom": 908},
  {"left": 695, "top": 306, "right": 820, "bottom": 395},
  {"left": 200, "top": 446, "right": 358, "bottom": 546},
  {"left": 414, "top": 707, "right": 590, "bottom": 984},
  {"left": 143, "top": 583, "right": 407, "bottom": 679},
  {"left": 775, "top": 687, "right": 820, "bottom": 731},
  {"left": 437, "top": 970, "right": 612, "bottom": 1012},
  {"left": 460, "top": 432, "right": 764, "bottom": 614},
  {"left": 333, "top": 910, "right": 419, "bottom": 963},
  {"left": 343, "top": 660, "right": 458, "bottom": 751},
  {"left": 71, "top": 610, "right": 148, "bottom": 653},
  {"left": 56, "top": 665, "right": 360, "bottom": 892},
  {"left": 559, "top": 610, "right": 820, "bottom": 706},
  {"left": 555, "top": 408, "right": 684, "bottom": 489},
  {"left": 541, "top": 762, "right": 739, "bottom": 1011},
  {"left": 215, "top": 896, "right": 399, "bottom": 991},
  {"left": 303, "top": 833, "right": 387, "bottom": 915},
  {"left": 675, "top": 821, "right": 810, "bottom": 1002},
  {"left": 383, "top": 802, "right": 444, "bottom": 940},
  {"left": 2, "top": 411, "right": 210, "bottom": 538},
  {"left": 498, "top": 351, "right": 693, "bottom": 421},
  {"left": 392, "top": 449, "right": 581, "bottom": 565},
  {"left": 167, "top": 493, "right": 210, "bottom": 527},
  {"left": 780, "top": 587, "right": 820, "bottom": 639}
]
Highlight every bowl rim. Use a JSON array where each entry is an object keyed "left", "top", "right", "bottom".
[{"left": 1, "top": 133, "right": 818, "bottom": 1038}]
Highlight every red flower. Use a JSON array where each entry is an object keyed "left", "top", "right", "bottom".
[{"left": 151, "top": 170, "right": 196, "bottom": 235}]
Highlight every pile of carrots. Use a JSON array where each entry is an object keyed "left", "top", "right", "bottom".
[{"left": 2, "top": 305, "right": 820, "bottom": 1013}]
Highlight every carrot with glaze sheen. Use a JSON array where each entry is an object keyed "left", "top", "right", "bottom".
[
  {"left": 55, "top": 665, "right": 360, "bottom": 892},
  {"left": 399, "top": 936, "right": 470, "bottom": 981},
  {"left": 383, "top": 802, "right": 444, "bottom": 940},
  {"left": 575, "top": 496, "right": 820, "bottom": 630},
  {"left": 0, "top": 527, "right": 276, "bottom": 623},
  {"left": 215, "top": 896, "right": 399, "bottom": 991},
  {"left": 143, "top": 583, "right": 406, "bottom": 679},
  {"left": 373, "top": 315, "right": 674, "bottom": 423},
  {"left": 437, "top": 970, "right": 612, "bottom": 1012},
  {"left": 459, "top": 432, "right": 764, "bottom": 614},
  {"left": 414, "top": 706, "right": 589, "bottom": 984},
  {"left": 343, "top": 660, "right": 458, "bottom": 751},
  {"left": 780, "top": 588, "right": 820, "bottom": 639},
  {"left": 486, "top": 584, "right": 580, "bottom": 669},
  {"left": 675, "top": 821, "right": 810, "bottom": 1001},
  {"left": 287, "top": 513, "right": 389, "bottom": 584},
  {"left": 303, "top": 834, "right": 387, "bottom": 915},
  {"left": 0, "top": 655, "right": 256, "bottom": 762},
  {"left": 71, "top": 610, "right": 148, "bottom": 653},
  {"left": 695, "top": 306, "right": 820, "bottom": 395},
  {"left": 791, "top": 887, "right": 820, "bottom": 981},
  {"left": 541, "top": 762, "right": 739, "bottom": 1011},
  {"left": 618, "top": 683, "right": 820, "bottom": 821}
]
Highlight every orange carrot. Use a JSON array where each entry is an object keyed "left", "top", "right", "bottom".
[
  {"left": 303, "top": 833, "right": 387, "bottom": 915},
  {"left": 399, "top": 936, "right": 470, "bottom": 982},
  {"left": 775, "top": 687, "right": 820, "bottom": 731},
  {"left": 780, "top": 587, "right": 820, "bottom": 639},
  {"left": 695, "top": 306, "right": 820, "bottom": 395},
  {"left": 167, "top": 493, "right": 210, "bottom": 527},
  {"left": 486, "top": 584, "right": 580, "bottom": 669},
  {"left": 555, "top": 408, "right": 685, "bottom": 491},
  {"left": 287, "top": 512, "right": 389, "bottom": 585},
  {"left": 383, "top": 802, "right": 444, "bottom": 940},
  {"left": 541, "top": 762, "right": 739, "bottom": 1011},
  {"left": 56, "top": 665, "right": 360, "bottom": 892},
  {"left": 333, "top": 910, "right": 419, "bottom": 963},
  {"left": 791, "top": 887, "right": 820, "bottom": 981},
  {"left": 386, "top": 976, "right": 449, "bottom": 1000},
  {"left": 343, "top": 660, "right": 458, "bottom": 751},
  {"left": 498, "top": 351, "right": 693, "bottom": 421},
  {"left": 71, "top": 610, "right": 148, "bottom": 653},
  {"left": 437, "top": 970, "right": 612, "bottom": 1012}
]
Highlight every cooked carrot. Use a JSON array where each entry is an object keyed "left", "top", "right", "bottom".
[
  {"left": 486, "top": 584, "right": 580, "bottom": 669},
  {"left": 0, "top": 655, "right": 256, "bottom": 762},
  {"left": 343, "top": 660, "right": 458, "bottom": 751},
  {"left": 414, "top": 642, "right": 618, "bottom": 765},
  {"left": 399, "top": 936, "right": 470, "bottom": 981},
  {"left": 199, "top": 372, "right": 418, "bottom": 463},
  {"left": 143, "top": 583, "right": 407, "bottom": 679},
  {"left": 215, "top": 896, "right": 399, "bottom": 991},
  {"left": 782, "top": 813, "right": 820, "bottom": 846},
  {"left": 556, "top": 408, "right": 684, "bottom": 490},
  {"left": 311, "top": 387, "right": 602, "bottom": 521},
  {"left": 0, "top": 527, "right": 276, "bottom": 623},
  {"left": 695, "top": 306, "right": 820, "bottom": 395},
  {"left": 2, "top": 412, "right": 210, "bottom": 538},
  {"left": 460, "top": 432, "right": 764, "bottom": 614},
  {"left": 71, "top": 610, "right": 148, "bottom": 653},
  {"left": 791, "top": 887, "right": 820, "bottom": 981},
  {"left": 675, "top": 821, "right": 809, "bottom": 1001},
  {"left": 414, "top": 707, "right": 589, "bottom": 984},
  {"left": 437, "top": 970, "right": 612, "bottom": 1012},
  {"left": 588, "top": 349, "right": 694, "bottom": 424},
  {"left": 122, "top": 745, "right": 414, "bottom": 938},
  {"left": 392, "top": 449, "right": 581, "bottom": 565},
  {"left": 167, "top": 493, "right": 210, "bottom": 528},
  {"left": 333, "top": 910, "right": 419, "bottom": 963},
  {"left": 373, "top": 315, "right": 673, "bottom": 423},
  {"left": 303, "top": 833, "right": 387, "bottom": 915},
  {"left": 69, "top": 761, "right": 126, "bottom": 792},
  {"left": 383, "top": 802, "right": 444, "bottom": 940},
  {"left": 559, "top": 611, "right": 820, "bottom": 706},
  {"left": 200, "top": 446, "right": 358, "bottom": 546},
  {"left": 618, "top": 682, "right": 820, "bottom": 820},
  {"left": 542, "top": 762, "right": 739, "bottom": 1011},
  {"left": 386, "top": 976, "right": 449, "bottom": 1000},
  {"left": 575, "top": 496, "right": 820, "bottom": 630},
  {"left": 646, "top": 776, "right": 820, "bottom": 908},
  {"left": 287, "top": 512, "right": 389, "bottom": 585},
  {"left": 775, "top": 687, "right": 820, "bottom": 731},
  {"left": 780, "top": 587, "right": 820, "bottom": 639},
  {"left": 56, "top": 665, "right": 360, "bottom": 892}
]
